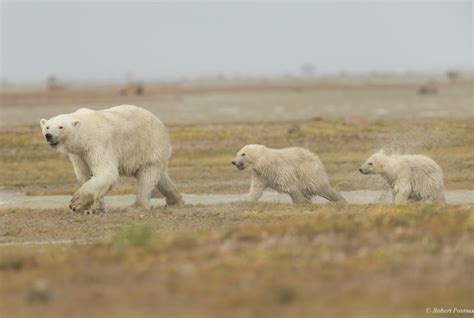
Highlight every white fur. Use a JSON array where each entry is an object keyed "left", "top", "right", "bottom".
[
  {"left": 232, "top": 144, "right": 346, "bottom": 204},
  {"left": 40, "top": 105, "right": 183, "bottom": 212},
  {"left": 359, "top": 150, "right": 445, "bottom": 203}
]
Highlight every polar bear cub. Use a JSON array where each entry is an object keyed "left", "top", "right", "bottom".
[
  {"left": 40, "top": 105, "right": 183, "bottom": 213},
  {"left": 232, "top": 144, "right": 346, "bottom": 204},
  {"left": 359, "top": 150, "right": 445, "bottom": 203}
]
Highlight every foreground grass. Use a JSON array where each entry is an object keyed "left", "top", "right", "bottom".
[
  {"left": 0, "top": 203, "right": 473, "bottom": 317},
  {"left": 1, "top": 117, "right": 473, "bottom": 195}
]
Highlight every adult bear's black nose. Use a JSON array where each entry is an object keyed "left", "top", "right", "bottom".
[
  {"left": 45, "top": 133, "right": 53, "bottom": 141},
  {"left": 231, "top": 161, "right": 236, "bottom": 166},
  {"left": 358, "top": 168, "right": 363, "bottom": 173}
]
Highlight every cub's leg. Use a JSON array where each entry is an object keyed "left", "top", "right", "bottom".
[
  {"left": 289, "top": 190, "right": 311, "bottom": 204},
  {"left": 248, "top": 174, "right": 266, "bottom": 202},
  {"left": 392, "top": 183, "right": 411, "bottom": 204},
  {"left": 430, "top": 189, "right": 446, "bottom": 203}
]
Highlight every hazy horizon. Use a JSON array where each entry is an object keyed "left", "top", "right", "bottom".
[{"left": 1, "top": 1, "right": 472, "bottom": 84}]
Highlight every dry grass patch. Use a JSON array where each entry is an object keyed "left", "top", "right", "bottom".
[
  {"left": 0, "top": 203, "right": 473, "bottom": 317},
  {"left": 0, "top": 118, "right": 473, "bottom": 195}
]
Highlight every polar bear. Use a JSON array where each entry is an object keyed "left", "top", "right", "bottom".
[
  {"left": 231, "top": 144, "right": 346, "bottom": 204},
  {"left": 359, "top": 150, "right": 445, "bottom": 203},
  {"left": 40, "top": 105, "right": 183, "bottom": 213}
]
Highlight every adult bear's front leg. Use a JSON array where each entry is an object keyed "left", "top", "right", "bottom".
[
  {"left": 69, "top": 156, "right": 119, "bottom": 213},
  {"left": 69, "top": 154, "right": 107, "bottom": 213},
  {"left": 69, "top": 154, "right": 92, "bottom": 185}
]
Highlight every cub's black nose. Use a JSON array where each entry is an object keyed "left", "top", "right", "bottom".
[
  {"left": 45, "top": 133, "right": 53, "bottom": 141},
  {"left": 231, "top": 161, "right": 236, "bottom": 165},
  {"left": 359, "top": 168, "right": 363, "bottom": 173}
]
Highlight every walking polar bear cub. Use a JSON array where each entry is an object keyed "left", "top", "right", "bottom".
[
  {"left": 232, "top": 144, "right": 346, "bottom": 204},
  {"left": 40, "top": 105, "right": 183, "bottom": 213},
  {"left": 359, "top": 150, "right": 445, "bottom": 203}
]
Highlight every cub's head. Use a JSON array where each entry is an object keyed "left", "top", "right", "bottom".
[
  {"left": 231, "top": 144, "right": 266, "bottom": 171},
  {"left": 359, "top": 150, "right": 388, "bottom": 175},
  {"left": 40, "top": 115, "right": 80, "bottom": 150}
]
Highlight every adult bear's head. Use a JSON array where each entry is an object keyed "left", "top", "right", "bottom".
[
  {"left": 231, "top": 144, "right": 266, "bottom": 171},
  {"left": 40, "top": 115, "right": 81, "bottom": 152}
]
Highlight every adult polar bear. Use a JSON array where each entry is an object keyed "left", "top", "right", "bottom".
[{"left": 40, "top": 105, "right": 183, "bottom": 213}]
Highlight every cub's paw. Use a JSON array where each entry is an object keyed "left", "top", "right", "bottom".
[
  {"left": 129, "top": 202, "right": 151, "bottom": 211},
  {"left": 165, "top": 198, "right": 185, "bottom": 208},
  {"left": 69, "top": 192, "right": 95, "bottom": 213}
]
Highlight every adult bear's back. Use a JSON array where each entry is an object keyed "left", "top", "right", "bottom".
[{"left": 85, "top": 105, "right": 171, "bottom": 168}]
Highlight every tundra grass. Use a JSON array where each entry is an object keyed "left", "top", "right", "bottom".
[
  {"left": 0, "top": 118, "right": 473, "bottom": 195},
  {"left": 0, "top": 203, "right": 473, "bottom": 317}
]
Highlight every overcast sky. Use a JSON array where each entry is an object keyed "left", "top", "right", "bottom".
[{"left": 1, "top": 1, "right": 472, "bottom": 83}]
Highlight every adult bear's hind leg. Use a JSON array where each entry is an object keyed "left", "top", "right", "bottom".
[
  {"left": 156, "top": 170, "right": 184, "bottom": 207},
  {"left": 133, "top": 164, "right": 162, "bottom": 209}
]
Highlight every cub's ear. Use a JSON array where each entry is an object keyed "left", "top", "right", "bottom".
[
  {"left": 378, "top": 148, "right": 386, "bottom": 154},
  {"left": 40, "top": 119, "right": 47, "bottom": 127},
  {"left": 72, "top": 120, "right": 81, "bottom": 128}
]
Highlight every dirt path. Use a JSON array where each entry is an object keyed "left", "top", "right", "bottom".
[
  {"left": 1, "top": 190, "right": 473, "bottom": 209},
  {"left": 0, "top": 190, "right": 472, "bottom": 247}
]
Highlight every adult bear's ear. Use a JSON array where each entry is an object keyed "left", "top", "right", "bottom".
[
  {"left": 72, "top": 120, "right": 81, "bottom": 128},
  {"left": 40, "top": 119, "right": 47, "bottom": 127}
]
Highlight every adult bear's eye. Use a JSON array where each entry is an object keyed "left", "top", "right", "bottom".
[
  {"left": 368, "top": 162, "right": 373, "bottom": 165},
  {"left": 241, "top": 153, "right": 246, "bottom": 156},
  {"left": 46, "top": 127, "right": 49, "bottom": 129},
  {"left": 59, "top": 126, "right": 63, "bottom": 129}
]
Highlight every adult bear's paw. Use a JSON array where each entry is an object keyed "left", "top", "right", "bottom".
[{"left": 70, "top": 191, "right": 95, "bottom": 213}]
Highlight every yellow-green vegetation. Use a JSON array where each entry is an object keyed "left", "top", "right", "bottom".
[
  {"left": 112, "top": 224, "right": 154, "bottom": 248},
  {"left": 0, "top": 203, "right": 473, "bottom": 317},
  {"left": 0, "top": 118, "right": 473, "bottom": 195}
]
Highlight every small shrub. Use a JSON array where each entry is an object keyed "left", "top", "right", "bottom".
[
  {"left": 0, "top": 256, "right": 37, "bottom": 271},
  {"left": 112, "top": 225, "right": 154, "bottom": 248},
  {"left": 275, "top": 287, "right": 297, "bottom": 304}
]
